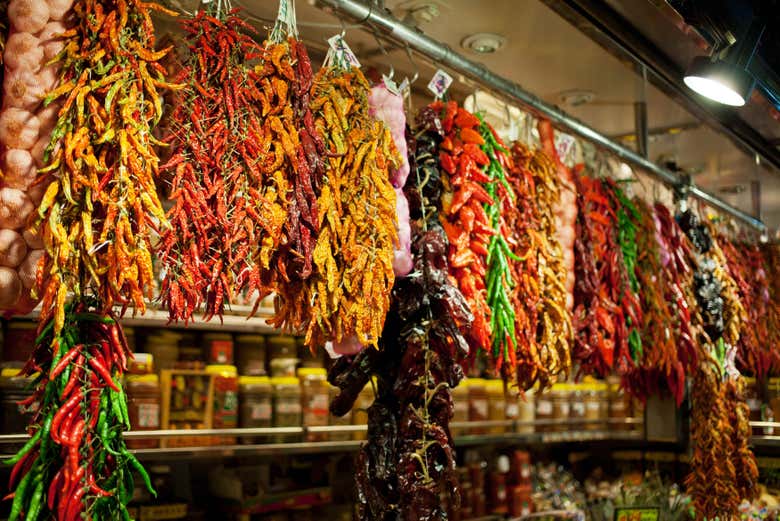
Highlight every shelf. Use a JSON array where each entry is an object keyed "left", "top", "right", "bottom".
[
  {"left": 13, "top": 304, "right": 282, "bottom": 334},
  {"left": 0, "top": 420, "right": 645, "bottom": 461}
]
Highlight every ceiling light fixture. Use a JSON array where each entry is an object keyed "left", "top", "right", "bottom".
[
  {"left": 461, "top": 33, "right": 507, "bottom": 54},
  {"left": 683, "top": 21, "right": 764, "bottom": 107}
]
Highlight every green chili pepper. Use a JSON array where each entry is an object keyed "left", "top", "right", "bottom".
[
  {"left": 8, "top": 464, "right": 35, "bottom": 521},
  {"left": 4, "top": 429, "right": 41, "bottom": 466},
  {"left": 24, "top": 478, "right": 44, "bottom": 521},
  {"left": 125, "top": 450, "right": 156, "bottom": 497}
]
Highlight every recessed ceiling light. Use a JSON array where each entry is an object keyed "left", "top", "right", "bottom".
[
  {"left": 559, "top": 89, "right": 596, "bottom": 107},
  {"left": 719, "top": 184, "right": 746, "bottom": 195},
  {"left": 461, "top": 33, "right": 507, "bottom": 54}
]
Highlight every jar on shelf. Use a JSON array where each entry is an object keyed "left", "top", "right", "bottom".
[
  {"left": 204, "top": 333, "right": 234, "bottom": 365},
  {"left": 128, "top": 352, "right": 154, "bottom": 375},
  {"left": 145, "top": 330, "right": 181, "bottom": 372},
  {"left": 535, "top": 388, "right": 553, "bottom": 433},
  {"left": 239, "top": 375, "right": 272, "bottom": 444},
  {"left": 582, "top": 382, "right": 601, "bottom": 431},
  {"left": 769, "top": 378, "right": 780, "bottom": 436},
  {"left": 468, "top": 378, "right": 488, "bottom": 435},
  {"left": 235, "top": 335, "right": 267, "bottom": 376},
  {"left": 505, "top": 385, "right": 519, "bottom": 428},
  {"left": 0, "top": 368, "right": 33, "bottom": 437},
  {"left": 328, "top": 383, "right": 352, "bottom": 441},
  {"left": 271, "top": 376, "right": 302, "bottom": 442},
  {"left": 485, "top": 379, "right": 506, "bottom": 434},
  {"left": 452, "top": 379, "right": 470, "bottom": 437},
  {"left": 569, "top": 383, "right": 586, "bottom": 433},
  {"left": 595, "top": 380, "right": 609, "bottom": 429},
  {"left": 268, "top": 336, "right": 299, "bottom": 377},
  {"left": 516, "top": 388, "right": 535, "bottom": 434},
  {"left": 298, "top": 367, "right": 329, "bottom": 441},
  {"left": 607, "top": 378, "right": 629, "bottom": 431},
  {"left": 206, "top": 364, "right": 239, "bottom": 445},
  {"left": 126, "top": 374, "right": 161, "bottom": 449},
  {"left": 352, "top": 379, "right": 375, "bottom": 440},
  {"left": 550, "top": 383, "right": 572, "bottom": 432}
]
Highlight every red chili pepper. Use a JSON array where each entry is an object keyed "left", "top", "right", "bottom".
[
  {"left": 454, "top": 108, "right": 480, "bottom": 128},
  {"left": 88, "top": 356, "right": 120, "bottom": 391},
  {"left": 48, "top": 467, "right": 64, "bottom": 511},
  {"left": 60, "top": 357, "right": 84, "bottom": 400},
  {"left": 50, "top": 346, "right": 82, "bottom": 379},
  {"left": 51, "top": 390, "right": 83, "bottom": 443},
  {"left": 65, "top": 484, "right": 86, "bottom": 521}
]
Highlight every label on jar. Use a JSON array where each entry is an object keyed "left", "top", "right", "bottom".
[
  {"left": 557, "top": 403, "right": 571, "bottom": 416},
  {"left": 536, "top": 400, "right": 552, "bottom": 416},
  {"left": 505, "top": 403, "right": 519, "bottom": 418},
  {"left": 250, "top": 402, "right": 272, "bottom": 421},
  {"left": 276, "top": 402, "right": 302, "bottom": 415},
  {"left": 303, "top": 395, "right": 329, "bottom": 426},
  {"left": 137, "top": 403, "right": 160, "bottom": 428},
  {"left": 747, "top": 398, "right": 761, "bottom": 412},
  {"left": 586, "top": 401, "right": 600, "bottom": 412},
  {"left": 470, "top": 399, "right": 488, "bottom": 420},
  {"left": 572, "top": 402, "right": 585, "bottom": 417}
]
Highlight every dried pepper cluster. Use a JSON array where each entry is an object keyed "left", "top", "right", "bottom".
[
  {"left": 8, "top": 304, "right": 153, "bottom": 520},
  {"left": 328, "top": 110, "right": 473, "bottom": 520},
  {"left": 764, "top": 243, "right": 780, "bottom": 360},
  {"left": 37, "top": 0, "right": 174, "bottom": 330},
  {"left": 6, "top": 0, "right": 174, "bottom": 518},
  {"left": 477, "top": 115, "right": 518, "bottom": 373},
  {"left": 159, "top": 7, "right": 275, "bottom": 323},
  {"left": 434, "top": 101, "right": 493, "bottom": 357},
  {"left": 303, "top": 65, "right": 398, "bottom": 350},
  {"left": 719, "top": 234, "right": 777, "bottom": 377},
  {"left": 506, "top": 142, "right": 571, "bottom": 390},
  {"left": 572, "top": 175, "right": 637, "bottom": 376},
  {"left": 261, "top": 21, "right": 325, "bottom": 327},
  {"left": 622, "top": 203, "right": 699, "bottom": 405},
  {"left": 678, "top": 208, "right": 757, "bottom": 520}
]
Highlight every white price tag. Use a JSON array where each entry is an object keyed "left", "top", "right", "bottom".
[
  {"left": 327, "top": 34, "right": 361, "bottom": 69},
  {"left": 555, "top": 132, "right": 576, "bottom": 161},
  {"left": 427, "top": 69, "right": 453, "bottom": 98},
  {"left": 384, "top": 75, "right": 401, "bottom": 96}
]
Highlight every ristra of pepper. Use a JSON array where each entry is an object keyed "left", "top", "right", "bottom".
[
  {"left": 296, "top": 65, "right": 398, "bottom": 349},
  {"left": 159, "top": 6, "right": 280, "bottom": 323},
  {"left": 6, "top": 302, "right": 155, "bottom": 520},
  {"left": 35, "top": 0, "right": 178, "bottom": 334},
  {"left": 507, "top": 143, "right": 571, "bottom": 391},
  {"left": 476, "top": 114, "right": 520, "bottom": 375}
]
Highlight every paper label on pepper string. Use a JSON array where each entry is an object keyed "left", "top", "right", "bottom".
[
  {"left": 427, "top": 69, "right": 453, "bottom": 98},
  {"left": 384, "top": 74, "right": 400, "bottom": 96},
  {"left": 327, "top": 34, "right": 361, "bottom": 69},
  {"left": 555, "top": 131, "right": 577, "bottom": 163}
]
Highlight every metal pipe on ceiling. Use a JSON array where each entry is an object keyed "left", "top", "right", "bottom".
[{"left": 313, "top": 0, "right": 767, "bottom": 232}]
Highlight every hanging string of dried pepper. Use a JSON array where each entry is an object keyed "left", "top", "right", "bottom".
[
  {"left": 8, "top": 301, "right": 154, "bottom": 520},
  {"left": 36, "top": 0, "right": 176, "bottom": 332},
  {"left": 476, "top": 114, "right": 518, "bottom": 374},
  {"left": 718, "top": 233, "right": 776, "bottom": 377},
  {"left": 679, "top": 208, "right": 757, "bottom": 520},
  {"left": 572, "top": 175, "right": 627, "bottom": 376},
  {"left": 158, "top": 6, "right": 277, "bottom": 323},
  {"left": 763, "top": 243, "right": 780, "bottom": 363},
  {"left": 302, "top": 64, "right": 398, "bottom": 350},
  {"left": 506, "top": 142, "right": 571, "bottom": 391},
  {"left": 7, "top": 1, "right": 174, "bottom": 517},
  {"left": 435, "top": 100, "right": 493, "bottom": 359},
  {"left": 604, "top": 179, "right": 642, "bottom": 362},
  {"left": 622, "top": 199, "right": 688, "bottom": 405},
  {"left": 259, "top": 3, "right": 325, "bottom": 327}
]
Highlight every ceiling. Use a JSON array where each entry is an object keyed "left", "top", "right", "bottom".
[{"left": 161, "top": 0, "right": 780, "bottom": 231}]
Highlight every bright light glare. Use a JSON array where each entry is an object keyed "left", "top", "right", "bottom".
[{"left": 684, "top": 75, "right": 746, "bottom": 106}]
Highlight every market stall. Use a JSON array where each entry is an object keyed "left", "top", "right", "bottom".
[{"left": 0, "top": 0, "right": 778, "bottom": 520}]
